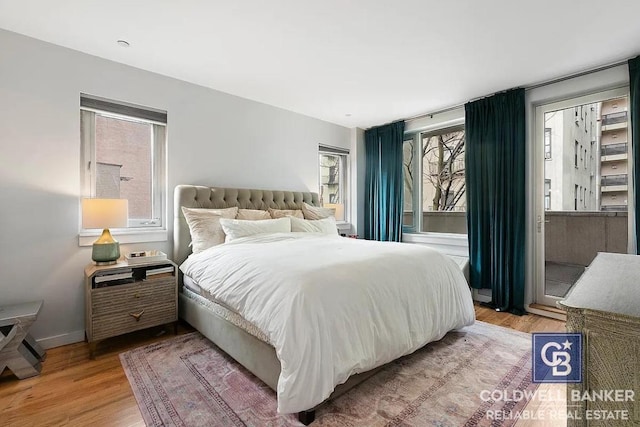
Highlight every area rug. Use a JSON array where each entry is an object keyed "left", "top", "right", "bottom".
[{"left": 120, "top": 321, "right": 537, "bottom": 426}]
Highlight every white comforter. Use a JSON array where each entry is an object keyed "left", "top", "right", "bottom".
[{"left": 180, "top": 233, "right": 475, "bottom": 413}]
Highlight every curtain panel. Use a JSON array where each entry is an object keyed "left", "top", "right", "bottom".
[
  {"left": 364, "top": 121, "right": 405, "bottom": 241},
  {"left": 629, "top": 56, "right": 640, "bottom": 254},
  {"left": 465, "top": 88, "right": 526, "bottom": 314}
]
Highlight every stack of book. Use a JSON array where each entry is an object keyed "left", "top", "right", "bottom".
[
  {"left": 93, "top": 269, "right": 134, "bottom": 288},
  {"left": 145, "top": 266, "right": 174, "bottom": 280}
]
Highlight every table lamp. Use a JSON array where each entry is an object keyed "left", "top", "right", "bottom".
[
  {"left": 82, "top": 198, "right": 128, "bottom": 265},
  {"left": 324, "top": 203, "right": 345, "bottom": 221}
]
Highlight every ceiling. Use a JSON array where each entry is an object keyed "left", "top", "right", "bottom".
[{"left": 1, "top": 1, "right": 639, "bottom": 129}]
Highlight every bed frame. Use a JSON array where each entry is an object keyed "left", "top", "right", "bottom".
[{"left": 173, "top": 185, "right": 379, "bottom": 424}]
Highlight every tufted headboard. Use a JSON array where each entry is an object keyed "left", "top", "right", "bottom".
[{"left": 173, "top": 185, "right": 321, "bottom": 265}]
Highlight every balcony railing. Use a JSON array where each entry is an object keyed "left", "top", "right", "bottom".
[
  {"left": 601, "top": 142, "right": 628, "bottom": 156},
  {"left": 544, "top": 211, "right": 627, "bottom": 266},
  {"left": 601, "top": 205, "right": 627, "bottom": 211},
  {"left": 601, "top": 111, "right": 628, "bottom": 126},
  {"left": 601, "top": 174, "right": 628, "bottom": 186}
]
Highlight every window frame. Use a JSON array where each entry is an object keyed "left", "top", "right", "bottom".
[
  {"left": 544, "top": 179, "right": 551, "bottom": 210},
  {"left": 403, "top": 120, "right": 466, "bottom": 235},
  {"left": 79, "top": 96, "right": 168, "bottom": 246},
  {"left": 544, "top": 127, "right": 552, "bottom": 160},
  {"left": 318, "top": 145, "right": 350, "bottom": 224}
]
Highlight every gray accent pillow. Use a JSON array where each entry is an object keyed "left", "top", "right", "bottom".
[
  {"left": 268, "top": 208, "right": 304, "bottom": 219},
  {"left": 302, "top": 202, "right": 335, "bottom": 220},
  {"left": 237, "top": 209, "right": 271, "bottom": 220},
  {"left": 182, "top": 206, "right": 239, "bottom": 253}
]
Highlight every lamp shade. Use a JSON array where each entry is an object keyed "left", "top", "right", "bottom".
[
  {"left": 82, "top": 198, "right": 128, "bottom": 229},
  {"left": 324, "top": 203, "right": 345, "bottom": 222}
]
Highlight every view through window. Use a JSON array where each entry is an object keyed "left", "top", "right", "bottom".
[
  {"left": 403, "top": 126, "right": 466, "bottom": 233},
  {"left": 544, "top": 97, "right": 628, "bottom": 213},
  {"left": 542, "top": 94, "right": 629, "bottom": 300},
  {"left": 318, "top": 147, "right": 349, "bottom": 221},
  {"left": 95, "top": 115, "right": 153, "bottom": 220}
]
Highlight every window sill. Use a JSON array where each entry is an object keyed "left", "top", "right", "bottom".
[
  {"left": 402, "top": 232, "right": 469, "bottom": 257},
  {"left": 78, "top": 228, "right": 168, "bottom": 247}
]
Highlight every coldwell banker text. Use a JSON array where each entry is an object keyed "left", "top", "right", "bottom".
[
  {"left": 481, "top": 389, "right": 635, "bottom": 421},
  {"left": 480, "top": 389, "right": 635, "bottom": 402}
]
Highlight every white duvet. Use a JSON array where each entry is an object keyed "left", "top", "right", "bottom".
[{"left": 180, "top": 232, "right": 475, "bottom": 413}]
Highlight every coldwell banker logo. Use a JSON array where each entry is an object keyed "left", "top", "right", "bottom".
[{"left": 532, "top": 333, "right": 582, "bottom": 383}]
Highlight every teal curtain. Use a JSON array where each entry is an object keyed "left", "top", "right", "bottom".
[
  {"left": 629, "top": 56, "right": 640, "bottom": 254},
  {"left": 364, "top": 121, "right": 405, "bottom": 241},
  {"left": 465, "top": 88, "right": 526, "bottom": 314}
]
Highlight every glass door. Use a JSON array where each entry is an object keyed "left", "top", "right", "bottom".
[{"left": 534, "top": 87, "right": 630, "bottom": 307}]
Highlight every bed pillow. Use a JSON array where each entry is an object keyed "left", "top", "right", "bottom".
[
  {"left": 268, "top": 208, "right": 304, "bottom": 219},
  {"left": 219, "top": 217, "right": 291, "bottom": 242},
  {"left": 236, "top": 209, "right": 271, "bottom": 220},
  {"left": 182, "top": 206, "right": 239, "bottom": 253},
  {"left": 290, "top": 216, "right": 338, "bottom": 235},
  {"left": 301, "top": 202, "right": 335, "bottom": 220}
]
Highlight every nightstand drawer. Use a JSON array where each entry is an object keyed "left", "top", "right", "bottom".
[
  {"left": 91, "top": 278, "right": 175, "bottom": 316},
  {"left": 91, "top": 301, "right": 177, "bottom": 341}
]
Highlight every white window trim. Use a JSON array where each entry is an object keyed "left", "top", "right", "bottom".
[
  {"left": 78, "top": 228, "right": 168, "bottom": 247},
  {"left": 524, "top": 63, "right": 630, "bottom": 312},
  {"left": 402, "top": 232, "right": 469, "bottom": 257},
  {"left": 318, "top": 145, "right": 350, "bottom": 224},
  {"left": 403, "top": 108, "right": 466, "bottom": 239},
  {"left": 79, "top": 100, "right": 168, "bottom": 245}
]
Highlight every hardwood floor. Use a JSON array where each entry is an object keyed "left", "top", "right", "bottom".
[{"left": 0, "top": 306, "right": 565, "bottom": 427}]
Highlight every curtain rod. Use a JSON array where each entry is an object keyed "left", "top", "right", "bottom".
[{"left": 401, "top": 58, "right": 630, "bottom": 124}]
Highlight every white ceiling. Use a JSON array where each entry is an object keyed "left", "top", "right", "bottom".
[{"left": 1, "top": 1, "right": 639, "bottom": 129}]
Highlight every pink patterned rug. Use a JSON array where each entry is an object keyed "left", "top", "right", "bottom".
[{"left": 120, "top": 321, "right": 537, "bottom": 426}]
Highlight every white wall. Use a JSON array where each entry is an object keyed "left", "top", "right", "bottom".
[{"left": 0, "top": 30, "right": 350, "bottom": 347}]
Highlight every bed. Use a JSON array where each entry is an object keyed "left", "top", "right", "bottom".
[{"left": 174, "top": 185, "right": 475, "bottom": 424}]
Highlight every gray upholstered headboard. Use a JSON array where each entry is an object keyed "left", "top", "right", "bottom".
[{"left": 173, "top": 185, "right": 321, "bottom": 265}]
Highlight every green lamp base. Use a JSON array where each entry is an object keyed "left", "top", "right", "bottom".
[{"left": 92, "top": 229, "right": 121, "bottom": 265}]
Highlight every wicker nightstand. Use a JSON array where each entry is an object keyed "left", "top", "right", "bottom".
[{"left": 84, "top": 259, "right": 178, "bottom": 359}]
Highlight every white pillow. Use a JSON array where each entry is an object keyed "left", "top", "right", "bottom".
[
  {"left": 301, "top": 202, "right": 335, "bottom": 220},
  {"left": 290, "top": 216, "right": 338, "bottom": 235},
  {"left": 182, "top": 207, "right": 239, "bottom": 253},
  {"left": 237, "top": 209, "right": 271, "bottom": 220},
  {"left": 219, "top": 217, "right": 291, "bottom": 242}
]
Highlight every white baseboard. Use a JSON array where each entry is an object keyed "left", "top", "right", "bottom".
[
  {"left": 36, "top": 330, "right": 85, "bottom": 349},
  {"left": 526, "top": 305, "right": 567, "bottom": 321}
]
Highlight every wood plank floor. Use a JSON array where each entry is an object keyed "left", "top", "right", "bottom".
[{"left": 0, "top": 305, "right": 565, "bottom": 427}]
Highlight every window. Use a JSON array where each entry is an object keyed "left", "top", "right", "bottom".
[
  {"left": 574, "top": 141, "right": 579, "bottom": 168},
  {"left": 544, "top": 179, "right": 551, "bottom": 210},
  {"left": 544, "top": 128, "right": 552, "bottom": 160},
  {"left": 318, "top": 145, "right": 349, "bottom": 222},
  {"left": 80, "top": 95, "right": 167, "bottom": 235},
  {"left": 403, "top": 125, "right": 466, "bottom": 234}
]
